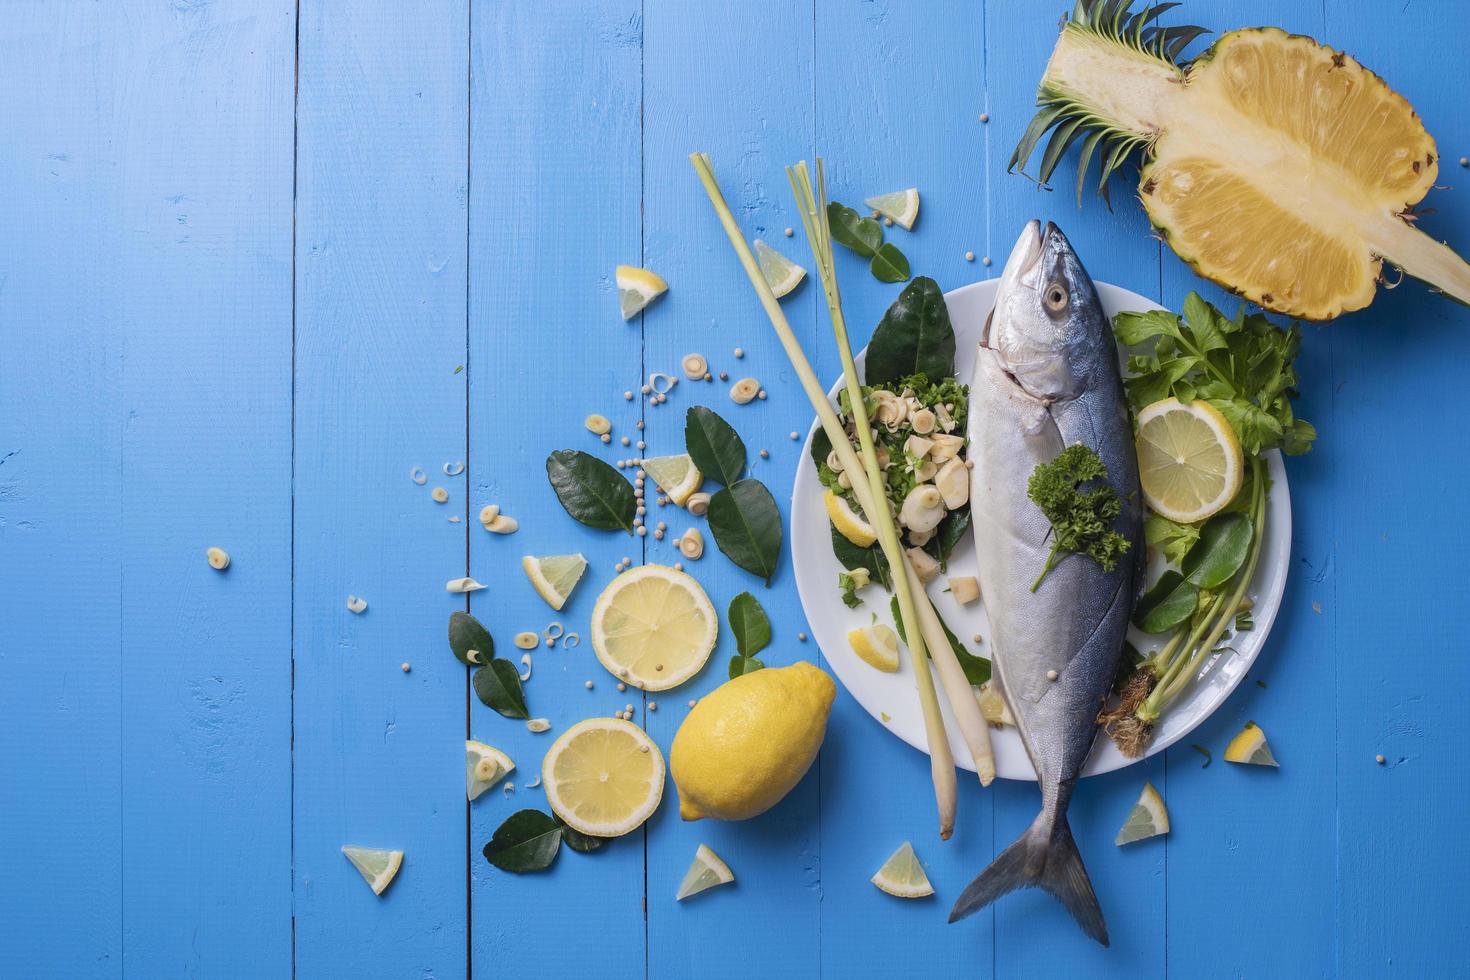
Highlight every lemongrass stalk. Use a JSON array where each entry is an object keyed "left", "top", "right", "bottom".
[
  {"left": 900, "top": 560, "right": 997, "bottom": 785},
  {"left": 690, "top": 152, "right": 956, "bottom": 839},
  {"left": 788, "top": 158, "right": 995, "bottom": 788}
]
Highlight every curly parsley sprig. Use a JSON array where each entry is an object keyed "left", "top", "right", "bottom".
[{"left": 1026, "top": 444, "right": 1133, "bottom": 592}]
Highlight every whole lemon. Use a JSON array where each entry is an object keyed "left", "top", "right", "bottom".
[{"left": 671, "top": 661, "right": 836, "bottom": 821}]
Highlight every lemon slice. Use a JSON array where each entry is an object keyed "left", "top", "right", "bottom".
[
  {"left": 864, "top": 188, "right": 920, "bottom": 230},
  {"left": 641, "top": 454, "right": 703, "bottom": 507},
  {"left": 977, "top": 680, "right": 1014, "bottom": 727},
  {"left": 754, "top": 239, "right": 806, "bottom": 298},
  {"left": 616, "top": 265, "right": 668, "bottom": 320},
  {"left": 675, "top": 843, "right": 734, "bottom": 901},
  {"left": 341, "top": 845, "right": 404, "bottom": 896},
  {"left": 590, "top": 564, "right": 717, "bottom": 691},
  {"left": 823, "top": 490, "right": 877, "bottom": 548},
  {"left": 1135, "top": 397, "right": 1244, "bottom": 523},
  {"left": 847, "top": 624, "right": 899, "bottom": 673},
  {"left": 542, "top": 717, "right": 665, "bottom": 837},
  {"left": 521, "top": 553, "right": 588, "bottom": 611},
  {"left": 1114, "top": 781, "right": 1170, "bottom": 845},
  {"left": 1224, "top": 720, "right": 1279, "bottom": 767},
  {"left": 466, "top": 740, "right": 514, "bottom": 801},
  {"left": 871, "top": 841, "right": 933, "bottom": 898}
]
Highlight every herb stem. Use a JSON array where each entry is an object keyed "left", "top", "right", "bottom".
[
  {"left": 1030, "top": 540, "right": 1064, "bottom": 593},
  {"left": 692, "top": 154, "right": 961, "bottom": 832}
]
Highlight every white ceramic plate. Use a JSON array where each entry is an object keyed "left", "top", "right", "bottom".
[{"left": 791, "top": 279, "right": 1290, "bottom": 780}]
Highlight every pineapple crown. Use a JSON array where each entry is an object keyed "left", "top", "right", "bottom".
[{"left": 1010, "top": 0, "right": 1209, "bottom": 205}]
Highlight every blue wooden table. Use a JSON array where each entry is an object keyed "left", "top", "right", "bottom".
[{"left": 5, "top": 2, "right": 1468, "bottom": 976}]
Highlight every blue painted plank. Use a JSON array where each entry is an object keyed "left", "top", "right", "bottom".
[
  {"left": 293, "top": 3, "right": 469, "bottom": 975},
  {"left": 642, "top": 3, "right": 822, "bottom": 977},
  {"left": 467, "top": 4, "right": 647, "bottom": 976},
  {"left": 0, "top": 5, "right": 130, "bottom": 973},
  {"left": 1322, "top": 2, "right": 1470, "bottom": 975},
  {"left": 1154, "top": 3, "right": 1339, "bottom": 977},
  {"left": 810, "top": 1, "right": 1003, "bottom": 976}
]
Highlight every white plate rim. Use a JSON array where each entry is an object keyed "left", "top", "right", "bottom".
[{"left": 790, "top": 278, "right": 1292, "bottom": 781}]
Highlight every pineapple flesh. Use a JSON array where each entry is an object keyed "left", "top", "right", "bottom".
[{"left": 1018, "top": 1, "right": 1470, "bottom": 320}]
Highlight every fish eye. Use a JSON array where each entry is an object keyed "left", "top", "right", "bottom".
[{"left": 1044, "top": 283, "right": 1068, "bottom": 311}]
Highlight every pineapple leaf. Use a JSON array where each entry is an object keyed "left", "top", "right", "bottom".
[
  {"left": 1039, "top": 116, "right": 1088, "bottom": 186},
  {"left": 1008, "top": 104, "right": 1068, "bottom": 176},
  {"left": 1074, "top": 128, "right": 1108, "bottom": 206}
]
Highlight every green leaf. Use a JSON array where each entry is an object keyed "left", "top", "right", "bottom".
[
  {"left": 827, "top": 201, "right": 881, "bottom": 257},
  {"left": 728, "top": 592, "right": 772, "bottom": 659},
  {"left": 685, "top": 406, "right": 746, "bottom": 487},
  {"left": 1113, "top": 309, "right": 1182, "bottom": 346},
  {"left": 1144, "top": 512, "right": 1200, "bottom": 566},
  {"left": 924, "top": 508, "right": 971, "bottom": 571},
  {"left": 889, "top": 596, "right": 991, "bottom": 686},
  {"left": 483, "top": 809, "right": 563, "bottom": 873},
  {"left": 1181, "top": 511, "right": 1253, "bottom": 590},
  {"left": 864, "top": 277, "right": 956, "bottom": 385},
  {"left": 707, "top": 479, "right": 783, "bottom": 583},
  {"left": 728, "top": 654, "right": 766, "bottom": 679},
  {"left": 448, "top": 610, "right": 493, "bottom": 666},
  {"left": 830, "top": 525, "right": 892, "bottom": 590},
  {"left": 546, "top": 450, "right": 636, "bottom": 532},
  {"left": 556, "top": 819, "right": 606, "bottom": 853},
  {"left": 869, "top": 242, "right": 911, "bottom": 283},
  {"left": 1132, "top": 570, "right": 1200, "bottom": 634},
  {"left": 473, "top": 659, "right": 529, "bottom": 720},
  {"left": 1182, "top": 292, "right": 1227, "bottom": 352}
]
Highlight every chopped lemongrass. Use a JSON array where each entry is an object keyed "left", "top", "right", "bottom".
[
  {"left": 206, "top": 547, "right": 230, "bottom": 571},
  {"left": 649, "top": 372, "right": 677, "bottom": 394},
  {"left": 678, "top": 528, "right": 704, "bottom": 560},
  {"left": 526, "top": 718, "right": 551, "bottom": 733},
  {"left": 346, "top": 595, "right": 368, "bottom": 614},
  {"left": 562, "top": 632, "right": 581, "bottom": 649},
  {"left": 864, "top": 188, "right": 920, "bottom": 230},
  {"left": 543, "top": 621, "right": 564, "bottom": 641},
  {"left": 525, "top": 775, "right": 542, "bottom": 789},
  {"left": 676, "top": 844, "right": 735, "bottom": 901},
  {"left": 681, "top": 353, "right": 708, "bottom": 379},
  {"left": 479, "top": 504, "right": 500, "bottom": 525},
  {"left": 948, "top": 576, "right": 980, "bottom": 605},
  {"left": 341, "top": 846, "right": 403, "bottom": 896},
  {"left": 431, "top": 487, "right": 449, "bottom": 503},
  {"left": 1115, "top": 782, "right": 1170, "bottom": 846},
  {"left": 585, "top": 414, "right": 612, "bottom": 436},
  {"left": 485, "top": 515, "right": 518, "bottom": 534},
  {"left": 514, "top": 631, "right": 539, "bottom": 650},
  {"left": 410, "top": 465, "right": 428, "bottom": 485},
  {"left": 519, "top": 654, "right": 533, "bottom": 682},
  {"left": 753, "top": 239, "right": 806, "bottom": 298},
  {"left": 445, "top": 577, "right": 485, "bottom": 593},
  {"left": 729, "top": 378, "right": 760, "bottom": 404},
  {"left": 444, "top": 460, "right": 465, "bottom": 476}
]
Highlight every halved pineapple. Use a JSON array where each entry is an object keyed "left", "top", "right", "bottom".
[{"left": 1017, "top": 2, "right": 1470, "bottom": 320}]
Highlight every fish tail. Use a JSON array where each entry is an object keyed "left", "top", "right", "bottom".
[{"left": 947, "top": 809, "right": 1109, "bottom": 947}]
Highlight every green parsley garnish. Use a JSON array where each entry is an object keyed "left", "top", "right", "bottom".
[{"left": 1026, "top": 444, "right": 1132, "bottom": 592}]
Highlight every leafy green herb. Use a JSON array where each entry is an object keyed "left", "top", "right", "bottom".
[
  {"left": 454, "top": 364, "right": 464, "bottom": 375},
  {"left": 685, "top": 406, "right": 746, "bottom": 487},
  {"left": 826, "top": 201, "right": 911, "bottom": 283},
  {"left": 890, "top": 596, "right": 991, "bottom": 686},
  {"left": 546, "top": 450, "right": 636, "bottom": 532},
  {"left": 1181, "top": 512, "right": 1253, "bottom": 590},
  {"left": 1235, "top": 609, "right": 1255, "bottom": 632},
  {"left": 1191, "top": 744, "right": 1213, "bottom": 769},
  {"left": 1026, "top": 444, "right": 1132, "bottom": 592},
  {"left": 448, "top": 610, "right": 494, "bottom": 666},
  {"left": 1145, "top": 512, "right": 1200, "bottom": 566},
  {"left": 483, "top": 809, "right": 564, "bottom": 873},
  {"left": 728, "top": 592, "right": 771, "bottom": 660},
  {"left": 707, "top": 479, "right": 783, "bottom": 584},
  {"left": 1113, "top": 292, "right": 1316, "bottom": 457},
  {"left": 864, "top": 277, "right": 955, "bottom": 385},
  {"left": 924, "top": 509, "right": 971, "bottom": 570},
  {"left": 838, "top": 568, "right": 872, "bottom": 608},
  {"left": 473, "top": 659, "right": 529, "bottom": 720},
  {"left": 1132, "top": 570, "right": 1199, "bottom": 634},
  {"left": 831, "top": 525, "right": 891, "bottom": 591}
]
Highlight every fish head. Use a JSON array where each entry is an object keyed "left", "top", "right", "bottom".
[{"left": 984, "top": 220, "right": 1109, "bottom": 403}]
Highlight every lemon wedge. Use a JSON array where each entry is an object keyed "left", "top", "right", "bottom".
[
  {"left": 521, "top": 553, "right": 588, "bottom": 610},
  {"left": 1135, "top": 397, "right": 1244, "bottom": 523},
  {"left": 590, "top": 564, "right": 717, "bottom": 691},
  {"left": 675, "top": 843, "right": 735, "bottom": 901},
  {"left": 871, "top": 841, "right": 933, "bottom": 898},
  {"left": 847, "top": 623, "right": 899, "bottom": 673},
  {"left": 341, "top": 846, "right": 403, "bottom": 896},
  {"left": 1224, "top": 720, "right": 1279, "bottom": 767},
  {"left": 466, "top": 740, "right": 514, "bottom": 801},
  {"left": 641, "top": 454, "right": 703, "bottom": 507},
  {"left": 864, "top": 188, "right": 920, "bottom": 230},
  {"left": 754, "top": 239, "right": 806, "bottom": 298},
  {"left": 616, "top": 265, "right": 668, "bottom": 320},
  {"left": 1115, "top": 781, "right": 1170, "bottom": 845},
  {"left": 542, "top": 717, "right": 665, "bottom": 837},
  {"left": 823, "top": 490, "right": 877, "bottom": 548}
]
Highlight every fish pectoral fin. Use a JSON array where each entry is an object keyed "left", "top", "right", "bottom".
[{"left": 948, "top": 810, "right": 1109, "bottom": 948}]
